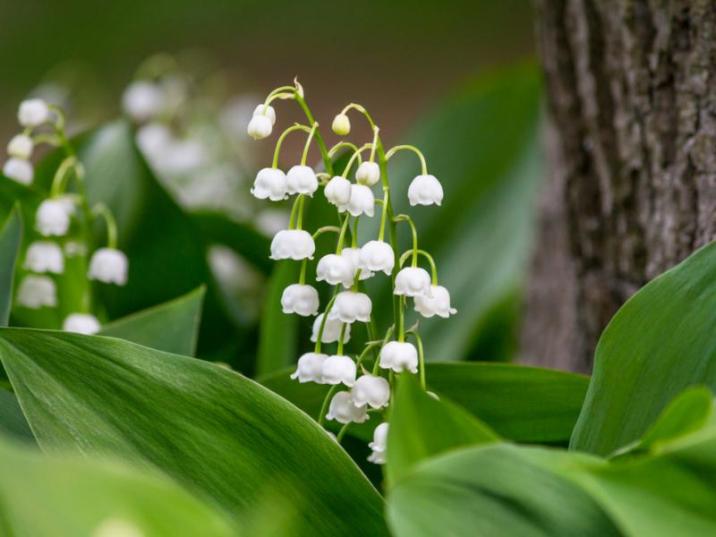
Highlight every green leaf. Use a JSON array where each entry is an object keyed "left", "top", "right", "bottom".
[
  {"left": 571, "top": 241, "right": 716, "bottom": 455},
  {"left": 387, "top": 444, "right": 620, "bottom": 537},
  {"left": 0, "top": 436, "right": 238, "bottom": 537},
  {"left": 387, "top": 373, "right": 497, "bottom": 484},
  {"left": 0, "top": 389, "right": 33, "bottom": 443},
  {"left": 99, "top": 287, "right": 205, "bottom": 355},
  {"left": 0, "top": 208, "right": 22, "bottom": 327},
  {"left": 0, "top": 328, "right": 388, "bottom": 537}
]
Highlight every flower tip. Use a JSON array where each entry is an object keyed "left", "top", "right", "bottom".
[{"left": 331, "top": 113, "right": 351, "bottom": 136}]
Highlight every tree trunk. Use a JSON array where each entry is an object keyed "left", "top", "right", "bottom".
[{"left": 523, "top": 0, "right": 716, "bottom": 373}]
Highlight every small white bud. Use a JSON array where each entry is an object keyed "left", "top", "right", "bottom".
[
  {"left": 63, "top": 313, "right": 101, "bottom": 335},
  {"left": 394, "top": 266, "right": 432, "bottom": 297},
  {"left": 36, "top": 197, "right": 75, "bottom": 236},
  {"left": 24, "top": 241, "right": 64, "bottom": 274},
  {"left": 281, "top": 283, "right": 319, "bottom": 316},
  {"left": 329, "top": 291, "right": 372, "bottom": 323},
  {"left": 290, "top": 352, "right": 328, "bottom": 383},
  {"left": 379, "top": 341, "right": 419, "bottom": 373},
  {"left": 88, "top": 248, "right": 129, "bottom": 286},
  {"left": 408, "top": 174, "right": 443, "bottom": 206},
  {"left": 316, "top": 253, "right": 354, "bottom": 287},
  {"left": 18, "top": 99, "right": 50, "bottom": 127},
  {"left": 247, "top": 114, "right": 273, "bottom": 140},
  {"left": 322, "top": 355, "right": 357, "bottom": 387},
  {"left": 311, "top": 313, "right": 351, "bottom": 344},
  {"left": 326, "top": 391, "right": 368, "bottom": 424},
  {"left": 253, "top": 104, "right": 276, "bottom": 125},
  {"left": 414, "top": 285, "right": 457, "bottom": 318},
  {"left": 324, "top": 176, "right": 352, "bottom": 208},
  {"left": 332, "top": 113, "right": 351, "bottom": 136},
  {"left": 355, "top": 161, "right": 380, "bottom": 186},
  {"left": 368, "top": 422, "right": 389, "bottom": 464},
  {"left": 3, "top": 158, "right": 33, "bottom": 185},
  {"left": 270, "top": 229, "right": 315, "bottom": 260},
  {"left": 344, "top": 184, "right": 375, "bottom": 217},
  {"left": 341, "top": 247, "right": 373, "bottom": 280},
  {"left": 286, "top": 165, "right": 318, "bottom": 196},
  {"left": 351, "top": 374, "right": 390, "bottom": 409},
  {"left": 122, "top": 81, "right": 164, "bottom": 121},
  {"left": 7, "top": 134, "right": 33, "bottom": 159},
  {"left": 251, "top": 167, "right": 288, "bottom": 201},
  {"left": 359, "top": 240, "right": 395, "bottom": 276},
  {"left": 16, "top": 275, "right": 57, "bottom": 309}
]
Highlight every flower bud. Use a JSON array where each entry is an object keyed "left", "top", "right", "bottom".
[
  {"left": 7, "top": 134, "right": 33, "bottom": 159},
  {"left": 286, "top": 165, "right": 318, "bottom": 196},
  {"left": 379, "top": 341, "right": 419, "bottom": 373},
  {"left": 368, "top": 422, "right": 389, "bottom": 464},
  {"left": 88, "top": 248, "right": 129, "bottom": 286},
  {"left": 270, "top": 229, "right": 315, "bottom": 260},
  {"left": 247, "top": 114, "right": 273, "bottom": 140},
  {"left": 345, "top": 184, "right": 374, "bottom": 217},
  {"left": 311, "top": 313, "right": 351, "bottom": 344},
  {"left": 122, "top": 81, "right": 164, "bottom": 121},
  {"left": 281, "top": 283, "right": 320, "bottom": 316},
  {"left": 332, "top": 113, "right": 351, "bottom": 136},
  {"left": 408, "top": 174, "right": 443, "bottom": 206},
  {"left": 253, "top": 104, "right": 277, "bottom": 125},
  {"left": 394, "top": 266, "right": 432, "bottom": 297},
  {"left": 290, "top": 352, "right": 328, "bottom": 383},
  {"left": 329, "top": 291, "right": 372, "bottom": 323},
  {"left": 351, "top": 374, "right": 390, "bottom": 409},
  {"left": 322, "top": 355, "right": 357, "bottom": 387},
  {"left": 341, "top": 247, "right": 373, "bottom": 280},
  {"left": 18, "top": 99, "right": 50, "bottom": 127},
  {"left": 36, "top": 197, "right": 75, "bottom": 236},
  {"left": 326, "top": 391, "right": 368, "bottom": 424},
  {"left": 251, "top": 167, "right": 288, "bottom": 201},
  {"left": 359, "top": 240, "right": 394, "bottom": 276},
  {"left": 3, "top": 158, "right": 33, "bottom": 185},
  {"left": 324, "top": 176, "right": 352, "bottom": 208},
  {"left": 17, "top": 275, "right": 57, "bottom": 309},
  {"left": 24, "top": 241, "right": 64, "bottom": 274},
  {"left": 63, "top": 313, "right": 101, "bottom": 335},
  {"left": 414, "top": 285, "right": 457, "bottom": 318},
  {"left": 316, "top": 253, "right": 354, "bottom": 287},
  {"left": 355, "top": 161, "right": 380, "bottom": 186}
]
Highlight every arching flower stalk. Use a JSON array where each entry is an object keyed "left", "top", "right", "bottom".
[{"left": 249, "top": 80, "right": 456, "bottom": 465}]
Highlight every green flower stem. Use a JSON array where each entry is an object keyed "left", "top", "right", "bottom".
[
  {"left": 314, "top": 291, "right": 338, "bottom": 354},
  {"left": 385, "top": 144, "right": 428, "bottom": 175},
  {"left": 294, "top": 92, "right": 333, "bottom": 175},
  {"left": 337, "top": 324, "right": 347, "bottom": 355},
  {"left": 300, "top": 123, "right": 319, "bottom": 166},
  {"left": 49, "top": 156, "right": 78, "bottom": 197},
  {"left": 398, "top": 296, "right": 406, "bottom": 342},
  {"left": 351, "top": 217, "right": 359, "bottom": 247},
  {"left": 399, "top": 249, "right": 438, "bottom": 284},
  {"left": 394, "top": 214, "right": 419, "bottom": 267},
  {"left": 372, "top": 325, "right": 395, "bottom": 375},
  {"left": 317, "top": 384, "right": 339, "bottom": 426},
  {"left": 328, "top": 141, "right": 361, "bottom": 160},
  {"left": 92, "top": 203, "right": 118, "bottom": 249},
  {"left": 296, "top": 196, "right": 306, "bottom": 230},
  {"left": 378, "top": 189, "right": 390, "bottom": 242},
  {"left": 288, "top": 194, "right": 304, "bottom": 229},
  {"left": 298, "top": 259, "right": 308, "bottom": 285},
  {"left": 272, "top": 124, "right": 311, "bottom": 168},
  {"left": 335, "top": 215, "right": 351, "bottom": 253},
  {"left": 336, "top": 423, "right": 350, "bottom": 443},
  {"left": 407, "top": 330, "right": 427, "bottom": 390},
  {"left": 342, "top": 143, "right": 372, "bottom": 177},
  {"left": 312, "top": 226, "right": 341, "bottom": 240}
]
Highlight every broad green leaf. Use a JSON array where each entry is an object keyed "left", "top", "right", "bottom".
[
  {"left": 387, "top": 373, "right": 497, "bottom": 484},
  {"left": 0, "top": 389, "right": 33, "bottom": 443},
  {"left": 99, "top": 287, "right": 205, "bottom": 355},
  {"left": 571, "top": 241, "right": 716, "bottom": 455},
  {"left": 387, "top": 444, "right": 620, "bottom": 537},
  {"left": 0, "top": 208, "right": 22, "bottom": 326},
  {"left": 0, "top": 328, "right": 388, "bottom": 537},
  {"left": 0, "top": 436, "right": 238, "bottom": 537}
]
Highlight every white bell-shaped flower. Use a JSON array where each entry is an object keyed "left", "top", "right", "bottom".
[
  {"left": 408, "top": 174, "right": 443, "bottom": 206},
  {"left": 355, "top": 161, "right": 380, "bottom": 186},
  {"left": 341, "top": 247, "right": 373, "bottom": 280},
  {"left": 247, "top": 105, "right": 275, "bottom": 140},
  {"left": 344, "top": 184, "right": 374, "bottom": 217},
  {"left": 324, "top": 176, "right": 352, "bottom": 208},
  {"left": 270, "top": 229, "right": 315, "bottom": 260},
  {"left": 368, "top": 422, "right": 389, "bottom": 464},
  {"left": 136, "top": 122, "right": 172, "bottom": 157},
  {"left": 36, "top": 197, "right": 75, "bottom": 236},
  {"left": 3, "top": 158, "right": 33, "bottom": 185},
  {"left": 122, "top": 81, "right": 164, "bottom": 121},
  {"left": 316, "top": 253, "right": 354, "bottom": 287},
  {"left": 286, "top": 165, "right": 318, "bottom": 196},
  {"left": 311, "top": 313, "right": 351, "bottom": 344},
  {"left": 24, "top": 241, "right": 64, "bottom": 274},
  {"left": 379, "top": 341, "right": 419, "bottom": 373},
  {"left": 329, "top": 291, "right": 372, "bottom": 323},
  {"left": 63, "top": 313, "right": 101, "bottom": 335},
  {"left": 88, "top": 248, "right": 129, "bottom": 286},
  {"left": 332, "top": 113, "right": 351, "bottom": 136},
  {"left": 351, "top": 374, "right": 390, "bottom": 409},
  {"left": 7, "top": 134, "right": 33, "bottom": 159},
  {"left": 251, "top": 168, "right": 287, "bottom": 201},
  {"left": 326, "top": 391, "right": 368, "bottom": 424},
  {"left": 290, "top": 352, "right": 328, "bottom": 383},
  {"left": 253, "top": 104, "right": 276, "bottom": 125},
  {"left": 394, "top": 266, "right": 432, "bottom": 297},
  {"left": 18, "top": 99, "right": 50, "bottom": 127},
  {"left": 321, "top": 355, "right": 357, "bottom": 386},
  {"left": 359, "top": 240, "right": 394, "bottom": 275},
  {"left": 16, "top": 275, "right": 57, "bottom": 309},
  {"left": 414, "top": 285, "right": 457, "bottom": 318},
  {"left": 281, "top": 283, "right": 319, "bottom": 316}
]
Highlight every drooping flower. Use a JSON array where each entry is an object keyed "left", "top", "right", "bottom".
[
  {"left": 316, "top": 253, "right": 354, "bottom": 287},
  {"left": 344, "top": 184, "right": 374, "bottom": 217},
  {"left": 408, "top": 174, "right": 443, "bottom": 206},
  {"left": 253, "top": 104, "right": 276, "bottom": 125},
  {"left": 122, "top": 81, "right": 164, "bottom": 121},
  {"left": 341, "top": 247, "right": 373, "bottom": 280},
  {"left": 326, "top": 391, "right": 368, "bottom": 424},
  {"left": 368, "top": 422, "right": 389, "bottom": 464},
  {"left": 311, "top": 313, "right": 351, "bottom": 344},
  {"left": 414, "top": 285, "right": 457, "bottom": 318},
  {"left": 281, "top": 283, "right": 319, "bottom": 316},
  {"left": 286, "top": 165, "right": 318, "bottom": 196},
  {"left": 332, "top": 113, "right": 351, "bottom": 136},
  {"left": 359, "top": 240, "right": 394, "bottom": 275},
  {"left": 36, "top": 197, "right": 75, "bottom": 236},
  {"left": 290, "top": 352, "right": 328, "bottom": 383},
  {"left": 329, "top": 291, "right": 372, "bottom": 323},
  {"left": 3, "top": 158, "right": 33, "bottom": 185},
  {"left": 7, "top": 134, "right": 33, "bottom": 160},
  {"left": 247, "top": 104, "right": 276, "bottom": 140},
  {"left": 16, "top": 275, "right": 57, "bottom": 309},
  {"left": 88, "top": 248, "right": 129, "bottom": 285},
  {"left": 63, "top": 313, "right": 101, "bottom": 335},
  {"left": 351, "top": 374, "right": 390, "bottom": 409},
  {"left": 324, "top": 176, "right": 352, "bottom": 209},
  {"left": 394, "top": 266, "right": 432, "bottom": 297},
  {"left": 379, "top": 341, "right": 419, "bottom": 373},
  {"left": 251, "top": 168, "right": 288, "bottom": 201},
  {"left": 18, "top": 99, "right": 50, "bottom": 127},
  {"left": 24, "top": 241, "right": 64, "bottom": 274},
  {"left": 322, "top": 355, "right": 357, "bottom": 386},
  {"left": 270, "top": 229, "right": 315, "bottom": 260},
  {"left": 355, "top": 161, "right": 380, "bottom": 186}
]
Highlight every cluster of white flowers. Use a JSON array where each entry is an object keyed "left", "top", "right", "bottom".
[
  {"left": 249, "top": 81, "right": 456, "bottom": 465},
  {"left": 4, "top": 100, "right": 129, "bottom": 334}
]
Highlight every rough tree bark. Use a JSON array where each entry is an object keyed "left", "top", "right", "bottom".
[{"left": 523, "top": 0, "right": 716, "bottom": 372}]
